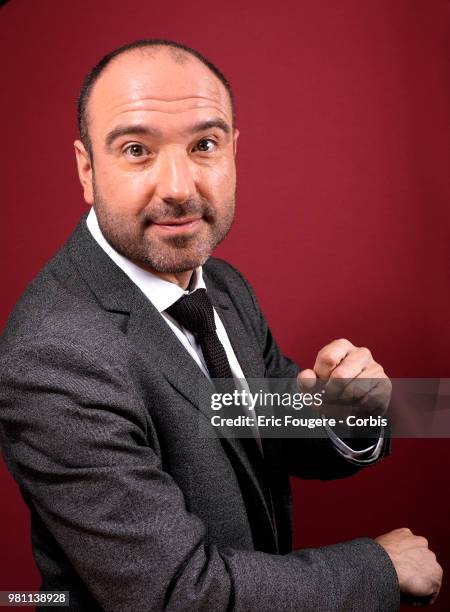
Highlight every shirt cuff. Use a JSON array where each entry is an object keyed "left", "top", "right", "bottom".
[{"left": 324, "top": 421, "right": 385, "bottom": 463}]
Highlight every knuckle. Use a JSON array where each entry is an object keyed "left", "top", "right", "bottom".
[
  {"left": 359, "top": 346, "right": 372, "bottom": 358},
  {"left": 416, "top": 536, "right": 429, "bottom": 547},
  {"left": 319, "top": 351, "right": 335, "bottom": 366}
]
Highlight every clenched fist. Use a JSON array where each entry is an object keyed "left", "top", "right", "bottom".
[
  {"left": 297, "top": 338, "right": 392, "bottom": 418},
  {"left": 376, "top": 528, "right": 443, "bottom": 606}
]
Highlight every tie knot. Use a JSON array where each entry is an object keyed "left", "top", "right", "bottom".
[{"left": 166, "top": 288, "right": 216, "bottom": 337}]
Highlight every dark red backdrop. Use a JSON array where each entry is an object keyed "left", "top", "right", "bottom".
[{"left": 1, "top": 0, "right": 449, "bottom": 609}]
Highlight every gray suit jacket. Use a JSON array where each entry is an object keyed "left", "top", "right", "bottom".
[{"left": 0, "top": 214, "right": 399, "bottom": 611}]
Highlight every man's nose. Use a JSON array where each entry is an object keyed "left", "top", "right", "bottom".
[{"left": 153, "top": 150, "right": 196, "bottom": 203}]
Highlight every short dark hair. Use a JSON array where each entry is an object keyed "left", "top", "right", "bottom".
[{"left": 77, "top": 39, "right": 235, "bottom": 157}]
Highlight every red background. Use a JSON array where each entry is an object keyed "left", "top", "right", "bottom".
[{"left": 1, "top": 0, "right": 449, "bottom": 609}]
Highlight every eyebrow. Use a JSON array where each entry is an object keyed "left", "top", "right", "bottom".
[
  {"left": 105, "top": 117, "right": 231, "bottom": 149},
  {"left": 105, "top": 125, "right": 161, "bottom": 149},
  {"left": 188, "top": 118, "right": 231, "bottom": 135}
]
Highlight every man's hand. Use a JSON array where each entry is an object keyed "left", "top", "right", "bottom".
[
  {"left": 375, "top": 528, "right": 443, "bottom": 606},
  {"left": 297, "top": 338, "right": 392, "bottom": 418}
]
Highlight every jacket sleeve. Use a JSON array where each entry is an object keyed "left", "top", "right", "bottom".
[{"left": 0, "top": 332, "right": 399, "bottom": 612}]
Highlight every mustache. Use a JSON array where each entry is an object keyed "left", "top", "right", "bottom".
[{"left": 142, "top": 198, "right": 216, "bottom": 224}]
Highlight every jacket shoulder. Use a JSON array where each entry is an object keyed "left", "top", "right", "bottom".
[
  {"left": 203, "top": 257, "right": 256, "bottom": 303},
  {"left": 0, "top": 240, "right": 117, "bottom": 357}
]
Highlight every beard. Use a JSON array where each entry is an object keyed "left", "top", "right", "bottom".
[{"left": 92, "top": 179, "right": 236, "bottom": 274}]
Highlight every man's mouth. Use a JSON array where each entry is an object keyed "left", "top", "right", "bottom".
[{"left": 152, "top": 216, "right": 203, "bottom": 233}]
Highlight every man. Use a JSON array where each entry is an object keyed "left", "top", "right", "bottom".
[{"left": 0, "top": 40, "right": 442, "bottom": 611}]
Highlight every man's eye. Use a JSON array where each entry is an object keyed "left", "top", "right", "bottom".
[
  {"left": 193, "top": 138, "right": 217, "bottom": 153},
  {"left": 124, "top": 144, "right": 147, "bottom": 157}
]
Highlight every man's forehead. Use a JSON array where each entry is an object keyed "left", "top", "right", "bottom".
[{"left": 87, "top": 49, "right": 232, "bottom": 130}]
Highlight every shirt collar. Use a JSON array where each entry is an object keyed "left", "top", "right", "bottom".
[{"left": 86, "top": 207, "right": 205, "bottom": 313}]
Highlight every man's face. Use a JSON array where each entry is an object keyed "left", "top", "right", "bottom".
[{"left": 75, "top": 49, "right": 239, "bottom": 278}]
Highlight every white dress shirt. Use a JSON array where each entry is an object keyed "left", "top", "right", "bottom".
[{"left": 86, "top": 207, "right": 382, "bottom": 462}]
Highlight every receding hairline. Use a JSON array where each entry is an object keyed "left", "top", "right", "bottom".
[
  {"left": 103, "top": 42, "right": 193, "bottom": 66},
  {"left": 79, "top": 42, "right": 235, "bottom": 155}
]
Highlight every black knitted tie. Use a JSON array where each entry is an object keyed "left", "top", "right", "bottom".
[{"left": 166, "top": 288, "right": 233, "bottom": 380}]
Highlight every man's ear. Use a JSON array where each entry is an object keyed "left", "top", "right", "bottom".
[
  {"left": 74, "top": 140, "right": 94, "bottom": 204},
  {"left": 233, "top": 128, "right": 240, "bottom": 157}
]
